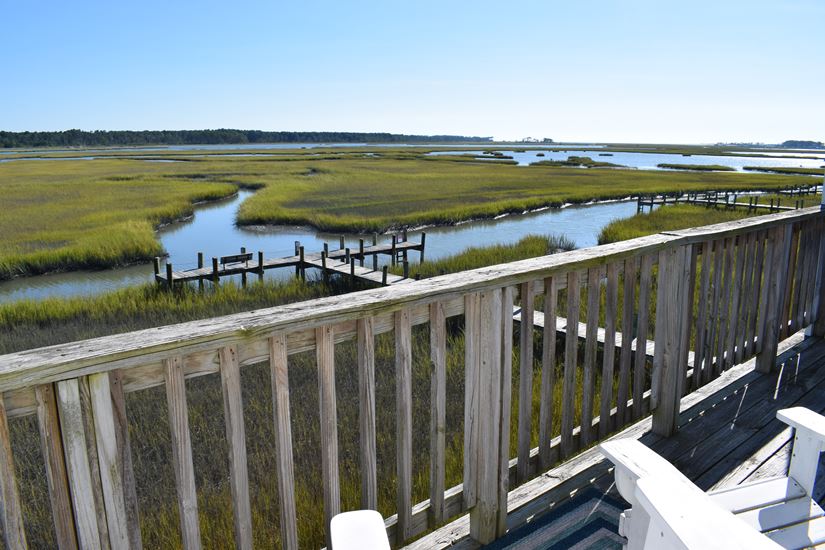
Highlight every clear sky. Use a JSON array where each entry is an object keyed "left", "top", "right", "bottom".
[{"left": 2, "top": 1, "right": 823, "bottom": 143}]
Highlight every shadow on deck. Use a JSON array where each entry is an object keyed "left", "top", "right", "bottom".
[{"left": 409, "top": 332, "right": 825, "bottom": 549}]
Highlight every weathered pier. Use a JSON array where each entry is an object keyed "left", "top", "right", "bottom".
[
  {"left": 153, "top": 232, "right": 425, "bottom": 289},
  {"left": 637, "top": 184, "right": 821, "bottom": 213}
]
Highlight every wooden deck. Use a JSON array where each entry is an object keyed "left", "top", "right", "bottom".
[{"left": 408, "top": 331, "right": 825, "bottom": 548}]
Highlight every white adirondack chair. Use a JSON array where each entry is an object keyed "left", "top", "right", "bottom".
[
  {"left": 330, "top": 510, "right": 391, "bottom": 550},
  {"left": 600, "top": 407, "right": 825, "bottom": 549}
]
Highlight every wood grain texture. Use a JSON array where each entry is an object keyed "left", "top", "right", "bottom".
[
  {"left": 756, "top": 225, "right": 793, "bottom": 373},
  {"left": 395, "top": 309, "right": 413, "bottom": 544},
  {"left": 218, "top": 346, "right": 252, "bottom": 550},
  {"left": 428, "top": 303, "right": 446, "bottom": 525},
  {"left": 617, "top": 257, "right": 637, "bottom": 425},
  {"left": 463, "top": 293, "right": 480, "bottom": 509},
  {"left": 560, "top": 270, "right": 580, "bottom": 458},
  {"left": 580, "top": 268, "right": 601, "bottom": 446},
  {"left": 316, "top": 325, "right": 340, "bottom": 548},
  {"left": 107, "top": 371, "right": 142, "bottom": 550},
  {"left": 56, "top": 378, "right": 102, "bottom": 550},
  {"left": 516, "top": 281, "right": 534, "bottom": 483},
  {"left": 693, "top": 241, "right": 712, "bottom": 389},
  {"left": 357, "top": 317, "right": 378, "bottom": 511},
  {"left": 538, "top": 276, "right": 557, "bottom": 469},
  {"left": 269, "top": 334, "right": 298, "bottom": 550},
  {"left": 164, "top": 356, "right": 201, "bottom": 550},
  {"left": 35, "top": 384, "right": 78, "bottom": 550},
  {"left": 599, "top": 262, "right": 619, "bottom": 438},
  {"left": 0, "top": 391, "right": 27, "bottom": 550},
  {"left": 752, "top": 230, "right": 768, "bottom": 354},
  {"left": 77, "top": 377, "right": 110, "bottom": 549},
  {"left": 498, "top": 286, "right": 514, "bottom": 537},
  {"left": 634, "top": 254, "right": 653, "bottom": 419}
]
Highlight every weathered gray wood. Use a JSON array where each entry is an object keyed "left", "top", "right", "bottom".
[
  {"left": 705, "top": 239, "right": 724, "bottom": 380},
  {"left": 726, "top": 235, "right": 746, "bottom": 367},
  {"left": 0, "top": 391, "right": 27, "bottom": 550},
  {"left": 218, "top": 346, "right": 252, "bottom": 550},
  {"left": 781, "top": 225, "right": 801, "bottom": 339},
  {"left": 538, "top": 276, "right": 557, "bottom": 469},
  {"left": 617, "top": 257, "right": 637, "bottom": 424},
  {"left": 678, "top": 244, "right": 698, "bottom": 398},
  {"left": 77, "top": 377, "right": 110, "bottom": 549},
  {"left": 357, "top": 317, "right": 378, "bottom": 512},
  {"left": 716, "top": 238, "right": 734, "bottom": 371},
  {"left": 428, "top": 304, "right": 446, "bottom": 525},
  {"left": 498, "top": 286, "right": 514, "bottom": 537},
  {"left": 269, "top": 334, "right": 298, "bottom": 550},
  {"left": 395, "top": 309, "right": 413, "bottom": 545},
  {"left": 88, "top": 372, "right": 130, "bottom": 548},
  {"left": 804, "top": 221, "right": 824, "bottom": 327},
  {"left": 634, "top": 254, "right": 653, "bottom": 419},
  {"left": 56, "top": 378, "right": 102, "bottom": 550},
  {"left": 516, "top": 281, "right": 534, "bottom": 483},
  {"left": 560, "top": 271, "right": 579, "bottom": 458},
  {"left": 164, "top": 356, "right": 201, "bottom": 550},
  {"left": 693, "top": 241, "right": 712, "bottom": 388},
  {"left": 463, "top": 293, "right": 480, "bottom": 509},
  {"left": 791, "top": 226, "right": 809, "bottom": 332},
  {"left": 469, "top": 290, "right": 504, "bottom": 544},
  {"left": 752, "top": 230, "right": 769, "bottom": 353},
  {"left": 756, "top": 225, "right": 793, "bottom": 373},
  {"left": 107, "top": 371, "right": 142, "bottom": 550},
  {"left": 316, "top": 325, "right": 340, "bottom": 548},
  {"left": 736, "top": 233, "right": 756, "bottom": 363},
  {"left": 580, "top": 268, "right": 600, "bottom": 446},
  {"left": 599, "top": 263, "right": 619, "bottom": 438},
  {"left": 35, "top": 384, "right": 78, "bottom": 550}
]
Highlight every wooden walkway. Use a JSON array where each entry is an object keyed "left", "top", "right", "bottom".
[
  {"left": 637, "top": 186, "right": 820, "bottom": 213},
  {"left": 408, "top": 331, "right": 825, "bottom": 548},
  {"left": 153, "top": 235, "right": 424, "bottom": 288}
]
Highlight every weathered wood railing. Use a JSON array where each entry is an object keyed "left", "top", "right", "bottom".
[{"left": 0, "top": 206, "right": 823, "bottom": 549}]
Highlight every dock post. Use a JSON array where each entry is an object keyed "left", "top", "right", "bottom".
[
  {"left": 323, "top": 242, "right": 329, "bottom": 256},
  {"left": 391, "top": 236, "right": 397, "bottom": 266},
  {"left": 350, "top": 257, "right": 355, "bottom": 277},
  {"left": 166, "top": 262, "right": 174, "bottom": 290},
  {"left": 372, "top": 234, "right": 378, "bottom": 271},
  {"left": 295, "top": 242, "right": 302, "bottom": 278},
  {"left": 240, "top": 247, "right": 247, "bottom": 287},
  {"left": 381, "top": 266, "right": 388, "bottom": 286},
  {"left": 359, "top": 239, "right": 365, "bottom": 267},
  {"left": 258, "top": 251, "right": 264, "bottom": 282},
  {"left": 299, "top": 246, "right": 305, "bottom": 281},
  {"left": 403, "top": 260, "right": 409, "bottom": 279},
  {"left": 212, "top": 257, "right": 219, "bottom": 284},
  {"left": 345, "top": 247, "right": 351, "bottom": 265},
  {"left": 420, "top": 232, "right": 426, "bottom": 264},
  {"left": 339, "top": 236, "right": 345, "bottom": 250},
  {"left": 197, "top": 252, "right": 204, "bottom": 290},
  {"left": 321, "top": 251, "right": 329, "bottom": 285},
  {"left": 153, "top": 257, "right": 161, "bottom": 278},
  {"left": 402, "top": 228, "right": 407, "bottom": 242}
]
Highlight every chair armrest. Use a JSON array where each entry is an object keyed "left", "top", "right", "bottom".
[
  {"left": 330, "top": 510, "right": 390, "bottom": 550},
  {"left": 600, "top": 439, "right": 693, "bottom": 504},
  {"left": 777, "top": 407, "right": 825, "bottom": 446},
  {"left": 635, "top": 475, "right": 783, "bottom": 549}
]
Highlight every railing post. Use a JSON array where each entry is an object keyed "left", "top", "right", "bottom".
[
  {"left": 466, "top": 288, "right": 509, "bottom": 544},
  {"left": 756, "top": 224, "right": 794, "bottom": 373},
  {"left": 811, "top": 185, "right": 825, "bottom": 337},
  {"left": 652, "top": 244, "right": 692, "bottom": 436}
]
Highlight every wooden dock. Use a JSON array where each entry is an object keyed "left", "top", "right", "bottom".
[
  {"left": 637, "top": 185, "right": 820, "bottom": 214},
  {"left": 154, "top": 232, "right": 425, "bottom": 288}
]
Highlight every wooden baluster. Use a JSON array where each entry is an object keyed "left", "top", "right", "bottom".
[
  {"left": 498, "top": 287, "right": 514, "bottom": 537},
  {"left": 88, "top": 373, "right": 130, "bottom": 548},
  {"left": 716, "top": 238, "right": 734, "bottom": 371},
  {"left": 693, "top": 241, "right": 712, "bottom": 388},
  {"left": 736, "top": 233, "right": 757, "bottom": 362},
  {"left": 538, "top": 276, "right": 558, "bottom": 469},
  {"left": 108, "top": 371, "right": 142, "bottom": 549},
  {"left": 679, "top": 245, "right": 698, "bottom": 398},
  {"left": 599, "top": 262, "right": 619, "bottom": 438},
  {"left": 803, "top": 221, "right": 824, "bottom": 326},
  {"left": 796, "top": 226, "right": 814, "bottom": 328},
  {"left": 164, "top": 356, "right": 202, "bottom": 550},
  {"left": 56, "top": 378, "right": 103, "bottom": 550},
  {"left": 580, "top": 268, "right": 600, "bottom": 446},
  {"left": 218, "top": 346, "right": 252, "bottom": 549},
  {"left": 782, "top": 225, "right": 801, "bottom": 338},
  {"left": 706, "top": 239, "right": 724, "bottom": 379},
  {"left": 395, "top": 309, "right": 413, "bottom": 545},
  {"left": 560, "top": 271, "right": 580, "bottom": 458},
  {"left": 270, "top": 334, "right": 298, "bottom": 550},
  {"left": 316, "top": 325, "right": 340, "bottom": 548},
  {"left": 726, "top": 236, "right": 746, "bottom": 367},
  {"left": 617, "top": 257, "right": 637, "bottom": 425},
  {"left": 428, "top": 304, "right": 446, "bottom": 525},
  {"left": 633, "top": 255, "right": 653, "bottom": 419},
  {"left": 752, "top": 230, "right": 769, "bottom": 353},
  {"left": 463, "top": 293, "right": 480, "bottom": 509},
  {"left": 77, "top": 378, "right": 111, "bottom": 549},
  {"left": 0, "top": 392, "right": 28, "bottom": 550},
  {"left": 516, "top": 281, "right": 533, "bottom": 483},
  {"left": 357, "top": 318, "right": 378, "bottom": 512}
]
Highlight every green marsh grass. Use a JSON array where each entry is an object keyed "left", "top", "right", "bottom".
[
  {"left": 598, "top": 204, "right": 752, "bottom": 244},
  {"left": 656, "top": 163, "right": 735, "bottom": 171}
]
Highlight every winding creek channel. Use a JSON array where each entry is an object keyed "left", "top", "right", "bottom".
[{"left": 0, "top": 190, "right": 638, "bottom": 302}]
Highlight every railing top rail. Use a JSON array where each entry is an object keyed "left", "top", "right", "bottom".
[{"left": 0, "top": 206, "right": 821, "bottom": 393}]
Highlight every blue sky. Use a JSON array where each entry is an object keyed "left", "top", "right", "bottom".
[{"left": 2, "top": 1, "right": 823, "bottom": 143}]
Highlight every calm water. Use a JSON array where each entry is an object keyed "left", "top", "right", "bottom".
[
  {"left": 427, "top": 150, "right": 825, "bottom": 171},
  {"left": 0, "top": 191, "right": 636, "bottom": 302}
]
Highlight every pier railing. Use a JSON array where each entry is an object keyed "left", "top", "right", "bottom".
[{"left": 0, "top": 206, "right": 823, "bottom": 549}]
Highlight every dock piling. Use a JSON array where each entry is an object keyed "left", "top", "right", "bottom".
[
  {"left": 166, "top": 263, "right": 173, "bottom": 290},
  {"left": 420, "top": 232, "right": 426, "bottom": 264},
  {"left": 153, "top": 257, "right": 161, "bottom": 277},
  {"left": 299, "top": 246, "right": 305, "bottom": 281},
  {"left": 381, "top": 266, "right": 388, "bottom": 286},
  {"left": 359, "top": 239, "right": 365, "bottom": 267},
  {"left": 258, "top": 251, "right": 264, "bottom": 282},
  {"left": 212, "top": 257, "right": 219, "bottom": 283}
]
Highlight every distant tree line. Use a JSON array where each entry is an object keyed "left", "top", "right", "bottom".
[
  {"left": 0, "top": 129, "right": 493, "bottom": 148},
  {"left": 780, "top": 140, "right": 824, "bottom": 149}
]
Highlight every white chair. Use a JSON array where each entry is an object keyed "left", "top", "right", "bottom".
[
  {"left": 330, "top": 510, "right": 391, "bottom": 550},
  {"left": 600, "top": 407, "right": 825, "bottom": 549}
]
